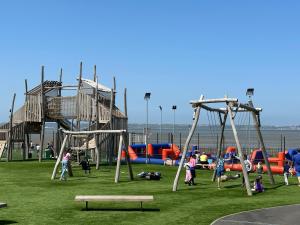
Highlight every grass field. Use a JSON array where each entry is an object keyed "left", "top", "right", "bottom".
[{"left": 1, "top": 161, "right": 300, "bottom": 225}]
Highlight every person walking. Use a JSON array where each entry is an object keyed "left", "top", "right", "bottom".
[{"left": 60, "top": 151, "right": 71, "bottom": 181}]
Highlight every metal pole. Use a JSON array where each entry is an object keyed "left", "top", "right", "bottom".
[
  {"left": 160, "top": 108, "right": 162, "bottom": 143},
  {"left": 173, "top": 109, "right": 175, "bottom": 138},
  {"left": 146, "top": 99, "right": 149, "bottom": 163}
]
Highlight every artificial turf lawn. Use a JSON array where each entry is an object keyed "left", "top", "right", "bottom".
[{"left": 1, "top": 161, "right": 300, "bottom": 225}]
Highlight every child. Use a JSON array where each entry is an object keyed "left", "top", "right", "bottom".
[
  {"left": 251, "top": 175, "right": 264, "bottom": 193},
  {"left": 256, "top": 161, "right": 263, "bottom": 174},
  {"left": 60, "top": 151, "right": 71, "bottom": 181},
  {"left": 216, "top": 157, "right": 225, "bottom": 189},
  {"left": 283, "top": 161, "right": 290, "bottom": 185},
  {"left": 80, "top": 157, "right": 91, "bottom": 174},
  {"left": 184, "top": 162, "right": 192, "bottom": 185},
  {"left": 189, "top": 154, "right": 197, "bottom": 185}
]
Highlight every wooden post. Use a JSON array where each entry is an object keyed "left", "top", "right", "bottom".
[
  {"left": 51, "top": 134, "right": 68, "bottom": 180},
  {"left": 56, "top": 68, "right": 63, "bottom": 157},
  {"left": 227, "top": 103, "right": 252, "bottom": 196},
  {"left": 24, "top": 79, "right": 29, "bottom": 160},
  {"left": 108, "top": 88, "right": 114, "bottom": 166},
  {"left": 76, "top": 62, "right": 82, "bottom": 131},
  {"left": 39, "top": 66, "right": 45, "bottom": 162},
  {"left": 115, "top": 134, "right": 124, "bottom": 183},
  {"left": 212, "top": 112, "right": 228, "bottom": 181},
  {"left": 124, "top": 88, "right": 128, "bottom": 118},
  {"left": 123, "top": 132, "right": 134, "bottom": 180},
  {"left": 95, "top": 71, "right": 100, "bottom": 170},
  {"left": 7, "top": 93, "right": 16, "bottom": 161},
  {"left": 173, "top": 95, "right": 203, "bottom": 191},
  {"left": 248, "top": 101, "right": 275, "bottom": 185}
]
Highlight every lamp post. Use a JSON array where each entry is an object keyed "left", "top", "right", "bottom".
[
  {"left": 159, "top": 106, "right": 162, "bottom": 143},
  {"left": 172, "top": 105, "right": 177, "bottom": 140},
  {"left": 144, "top": 92, "right": 151, "bottom": 162},
  {"left": 246, "top": 88, "right": 254, "bottom": 152}
]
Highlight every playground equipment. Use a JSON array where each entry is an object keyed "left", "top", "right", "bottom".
[
  {"left": 122, "top": 143, "right": 181, "bottom": 165},
  {"left": 223, "top": 147, "right": 286, "bottom": 174},
  {"left": 0, "top": 63, "right": 128, "bottom": 169},
  {"left": 51, "top": 129, "right": 133, "bottom": 183},
  {"left": 173, "top": 95, "right": 275, "bottom": 196}
]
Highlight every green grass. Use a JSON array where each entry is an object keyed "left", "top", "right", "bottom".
[{"left": 1, "top": 161, "right": 300, "bottom": 225}]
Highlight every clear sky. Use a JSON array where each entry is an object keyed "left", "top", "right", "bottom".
[{"left": 0, "top": 1, "right": 299, "bottom": 126}]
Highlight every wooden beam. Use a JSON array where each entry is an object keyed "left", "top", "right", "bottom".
[
  {"left": 124, "top": 88, "right": 128, "bottom": 117},
  {"left": 232, "top": 102, "right": 262, "bottom": 113},
  {"left": 39, "top": 65, "right": 45, "bottom": 162},
  {"left": 7, "top": 93, "right": 16, "bottom": 161},
  {"left": 173, "top": 95, "right": 204, "bottom": 191},
  {"left": 201, "top": 104, "right": 226, "bottom": 114},
  {"left": 114, "top": 134, "right": 124, "bottom": 183},
  {"left": 123, "top": 132, "right": 134, "bottom": 180},
  {"left": 76, "top": 62, "right": 83, "bottom": 130},
  {"left": 95, "top": 72, "right": 100, "bottom": 170},
  {"left": 248, "top": 100, "right": 275, "bottom": 185},
  {"left": 24, "top": 79, "right": 29, "bottom": 160},
  {"left": 190, "top": 97, "right": 238, "bottom": 106},
  {"left": 61, "top": 129, "right": 126, "bottom": 135},
  {"left": 51, "top": 134, "right": 68, "bottom": 180},
  {"left": 227, "top": 103, "right": 252, "bottom": 196}
]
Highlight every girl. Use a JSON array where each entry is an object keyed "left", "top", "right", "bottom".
[{"left": 60, "top": 151, "right": 71, "bottom": 181}]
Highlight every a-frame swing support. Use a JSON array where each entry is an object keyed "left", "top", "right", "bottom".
[
  {"left": 172, "top": 96, "right": 275, "bottom": 196},
  {"left": 51, "top": 129, "right": 133, "bottom": 183}
]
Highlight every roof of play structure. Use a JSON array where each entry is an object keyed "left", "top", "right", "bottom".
[{"left": 81, "top": 78, "right": 112, "bottom": 93}]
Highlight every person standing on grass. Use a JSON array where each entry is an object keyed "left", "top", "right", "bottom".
[
  {"left": 60, "top": 151, "right": 71, "bottom": 181},
  {"left": 292, "top": 153, "right": 300, "bottom": 187},
  {"left": 189, "top": 154, "right": 197, "bottom": 185},
  {"left": 216, "top": 157, "right": 225, "bottom": 189},
  {"left": 283, "top": 161, "right": 290, "bottom": 186},
  {"left": 184, "top": 162, "right": 192, "bottom": 186}
]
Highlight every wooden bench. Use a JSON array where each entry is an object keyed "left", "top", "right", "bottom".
[
  {"left": 0, "top": 202, "right": 7, "bottom": 208},
  {"left": 75, "top": 195, "right": 154, "bottom": 210}
]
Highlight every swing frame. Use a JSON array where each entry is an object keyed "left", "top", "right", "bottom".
[
  {"left": 172, "top": 95, "right": 275, "bottom": 196},
  {"left": 51, "top": 129, "right": 134, "bottom": 183}
]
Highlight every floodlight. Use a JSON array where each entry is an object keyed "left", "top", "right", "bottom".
[
  {"left": 144, "top": 92, "right": 151, "bottom": 100},
  {"left": 246, "top": 88, "right": 254, "bottom": 97}
]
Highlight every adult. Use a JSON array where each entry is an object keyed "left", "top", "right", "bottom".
[
  {"left": 293, "top": 153, "right": 300, "bottom": 187},
  {"left": 199, "top": 152, "right": 208, "bottom": 165}
]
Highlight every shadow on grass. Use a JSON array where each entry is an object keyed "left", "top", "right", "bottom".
[
  {"left": 265, "top": 184, "right": 285, "bottom": 190},
  {"left": 81, "top": 208, "right": 160, "bottom": 212},
  {"left": 0, "top": 220, "right": 18, "bottom": 224}
]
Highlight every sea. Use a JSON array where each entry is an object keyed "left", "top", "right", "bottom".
[{"left": 128, "top": 124, "right": 300, "bottom": 155}]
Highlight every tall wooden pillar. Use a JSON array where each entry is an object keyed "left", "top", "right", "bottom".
[
  {"left": 173, "top": 95, "right": 203, "bottom": 191},
  {"left": 248, "top": 100, "right": 275, "bottom": 185},
  {"left": 227, "top": 103, "right": 252, "bottom": 196},
  {"left": 7, "top": 93, "right": 16, "bottom": 161},
  {"left": 39, "top": 66, "right": 45, "bottom": 162}
]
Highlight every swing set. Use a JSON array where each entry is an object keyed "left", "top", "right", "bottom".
[{"left": 173, "top": 95, "right": 275, "bottom": 196}]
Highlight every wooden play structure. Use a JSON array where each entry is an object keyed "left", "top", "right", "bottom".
[
  {"left": 0, "top": 63, "right": 129, "bottom": 169},
  {"left": 172, "top": 95, "right": 275, "bottom": 196}
]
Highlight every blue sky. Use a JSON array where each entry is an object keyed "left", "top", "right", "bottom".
[{"left": 0, "top": 1, "right": 299, "bottom": 125}]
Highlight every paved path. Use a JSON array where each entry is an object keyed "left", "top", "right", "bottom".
[{"left": 211, "top": 204, "right": 300, "bottom": 225}]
